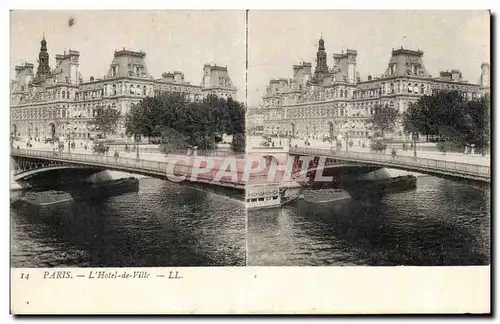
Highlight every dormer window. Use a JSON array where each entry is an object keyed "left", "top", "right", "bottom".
[
  {"left": 111, "top": 66, "right": 118, "bottom": 77},
  {"left": 390, "top": 64, "right": 396, "bottom": 75}
]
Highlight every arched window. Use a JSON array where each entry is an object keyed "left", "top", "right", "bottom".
[
  {"left": 421, "top": 84, "right": 425, "bottom": 94},
  {"left": 143, "top": 86, "right": 147, "bottom": 95},
  {"left": 113, "top": 84, "right": 117, "bottom": 95},
  {"left": 137, "top": 85, "right": 141, "bottom": 95},
  {"left": 390, "top": 83, "right": 394, "bottom": 94},
  {"left": 340, "top": 89, "right": 343, "bottom": 98}
]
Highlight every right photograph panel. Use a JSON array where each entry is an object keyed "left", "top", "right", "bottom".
[{"left": 245, "top": 10, "right": 491, "bottom": 266}]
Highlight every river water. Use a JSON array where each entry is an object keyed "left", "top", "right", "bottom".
[
  {"left": 11, "top": 173, "right": 490, "bottom": 267},
  {"left": 11, "top": 178, "right": 246, "bottom": 267},
  {"left": 247, "top": 176, "right": 490, "bottom": 266}
]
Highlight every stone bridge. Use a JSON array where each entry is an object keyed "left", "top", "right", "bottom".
[
  {"left": 286, "top": 146, "right": 490, "bottom": 189},
  {"left": 11, "top": 149, "right": 247, "bottom": 192}
]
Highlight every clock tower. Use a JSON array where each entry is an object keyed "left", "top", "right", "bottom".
[{"left": 35, "top": 37, "right": 51, "bottom": 83}]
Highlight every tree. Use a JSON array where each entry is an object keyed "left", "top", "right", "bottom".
[
  {"left": 159, "top": 127, "right": 189, "bottom": 153},
  {"left": 368, "top": 104, "right": 399, "bottom": 138},
  {"left": 89, "top": 105, "right": 121, "bottom": 138},
  {"left": 404, "top": 90, "right": 490, "bottom": 149},
  {"left": 125, "top": 92, "right": 246, "bottom": 153},
  {"left": 231, "top": 133, "right": 245, "bottom": 154}
]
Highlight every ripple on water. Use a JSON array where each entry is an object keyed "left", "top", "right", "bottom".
[
  {"left": 247, "top": 177, "right": 490, "bottom": 266},
  {"left": 11, "top": 178, "right": 246, "bottom": 267}
]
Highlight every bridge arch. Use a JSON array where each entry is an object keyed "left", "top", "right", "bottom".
[
  {"left": 13, "top": 164, "right": 105, "bottom": 182},
  {"left": 291, "top": 162, "right": 382, "bottom": 184},
  {"left": 288, "top": 147, "right": 490, "bottom": 190}
]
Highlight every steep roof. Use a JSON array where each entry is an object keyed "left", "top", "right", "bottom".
[
  {"left": 106, "top": 49, "right": 152, "bottom": 79},
  {"left": 382, "top": 48, "right": 430, "bottom": 78}
]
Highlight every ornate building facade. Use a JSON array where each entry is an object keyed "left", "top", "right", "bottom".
[
  {"left": 246, "top": 107, "right": 264, "bottom": 134},
  {"left": 261, "top": 37, "right": 490, "bottom": 141},
  {"left": 10, "top": 37, "right": 237, "bottom": 140}
]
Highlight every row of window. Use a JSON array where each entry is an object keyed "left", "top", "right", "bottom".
[{"left": 111, "top": 65, "right": 145, "bottom": 77}]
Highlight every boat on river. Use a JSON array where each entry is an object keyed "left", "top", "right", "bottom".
[
  {"left": 20, "top": 190, "right": 74, "bottom": 207},
  {"left": 280, "top": 181, "right": 302, "bottom": 206},
  {"left": 350, "top": 175, "right": 417, "bottom": 194},
  {"left": 299, "top": 188, "right": 351, "bottom": 205},
  {"left": 84, "top": 177, "right": 139, "bottom": 198},
  {"left": 246, "top": 183, "right": 281, "bottom": 210}
]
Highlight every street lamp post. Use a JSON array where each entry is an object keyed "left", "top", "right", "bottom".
[
  {"left": 412, "top": 132, "right": 417, "bottom": 159},
  {"left": 135, "top": 133, "right": 140, "bottom": 159},
  {"left": 345, "top": 131, "right": 349, "bottom": 152}
]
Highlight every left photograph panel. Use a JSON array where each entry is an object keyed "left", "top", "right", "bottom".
[{"left": 10, "top": 10, "right": 247, "bottom": 267}]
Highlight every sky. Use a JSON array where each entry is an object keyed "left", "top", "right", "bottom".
[
  {"left": 9, "top": 10, "right": 491, "bottom": 108},
  {"left": 10, "top": 10, "right": 246, "bottom": 100},
  {"left": 247, "top": 10, "right": 490, "bottom": 107}
]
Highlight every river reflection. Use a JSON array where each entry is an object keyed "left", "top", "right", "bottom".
[
  {"left": 247, "top": 177, "right": 490, "bottom": 266},
  {"left": 11, "top": 178, "right": 246, "bottom": 267}
]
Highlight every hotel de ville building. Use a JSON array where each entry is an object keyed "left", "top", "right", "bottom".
[
  {"left": 10, "top": 37, "right": 237, "bottom": 140},
  {"left": 261, "top": 37, "right": 490, "bottom": 142}
]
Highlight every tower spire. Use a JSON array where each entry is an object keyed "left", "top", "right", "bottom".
[
  {"left": 313, "top": 35, "right": 328, "bottom": 83},
  {"left": 35, "top": 35, "right": 51, "bottom": 83}
]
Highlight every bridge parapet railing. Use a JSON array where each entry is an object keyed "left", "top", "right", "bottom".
[
  {"left": 11, "top": 149, "right": 247, "bottom": 186},
  {"left": 289, "top": 147, "right": 490, "bottom": 179}
]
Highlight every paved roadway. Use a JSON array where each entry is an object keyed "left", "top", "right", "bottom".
[
  {"left": 248, "top": 136, "right": 490, "bottom": 167},
  {"left": 13, "top": 139, "right": 169, "bottom": 162},
  {"left": 12, "top": 136, "right": 491, "bottom": 168}
]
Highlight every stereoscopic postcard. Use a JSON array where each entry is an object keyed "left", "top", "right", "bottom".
[{"left": 9, "top": 9, "right": 491, "bottom": 314}]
